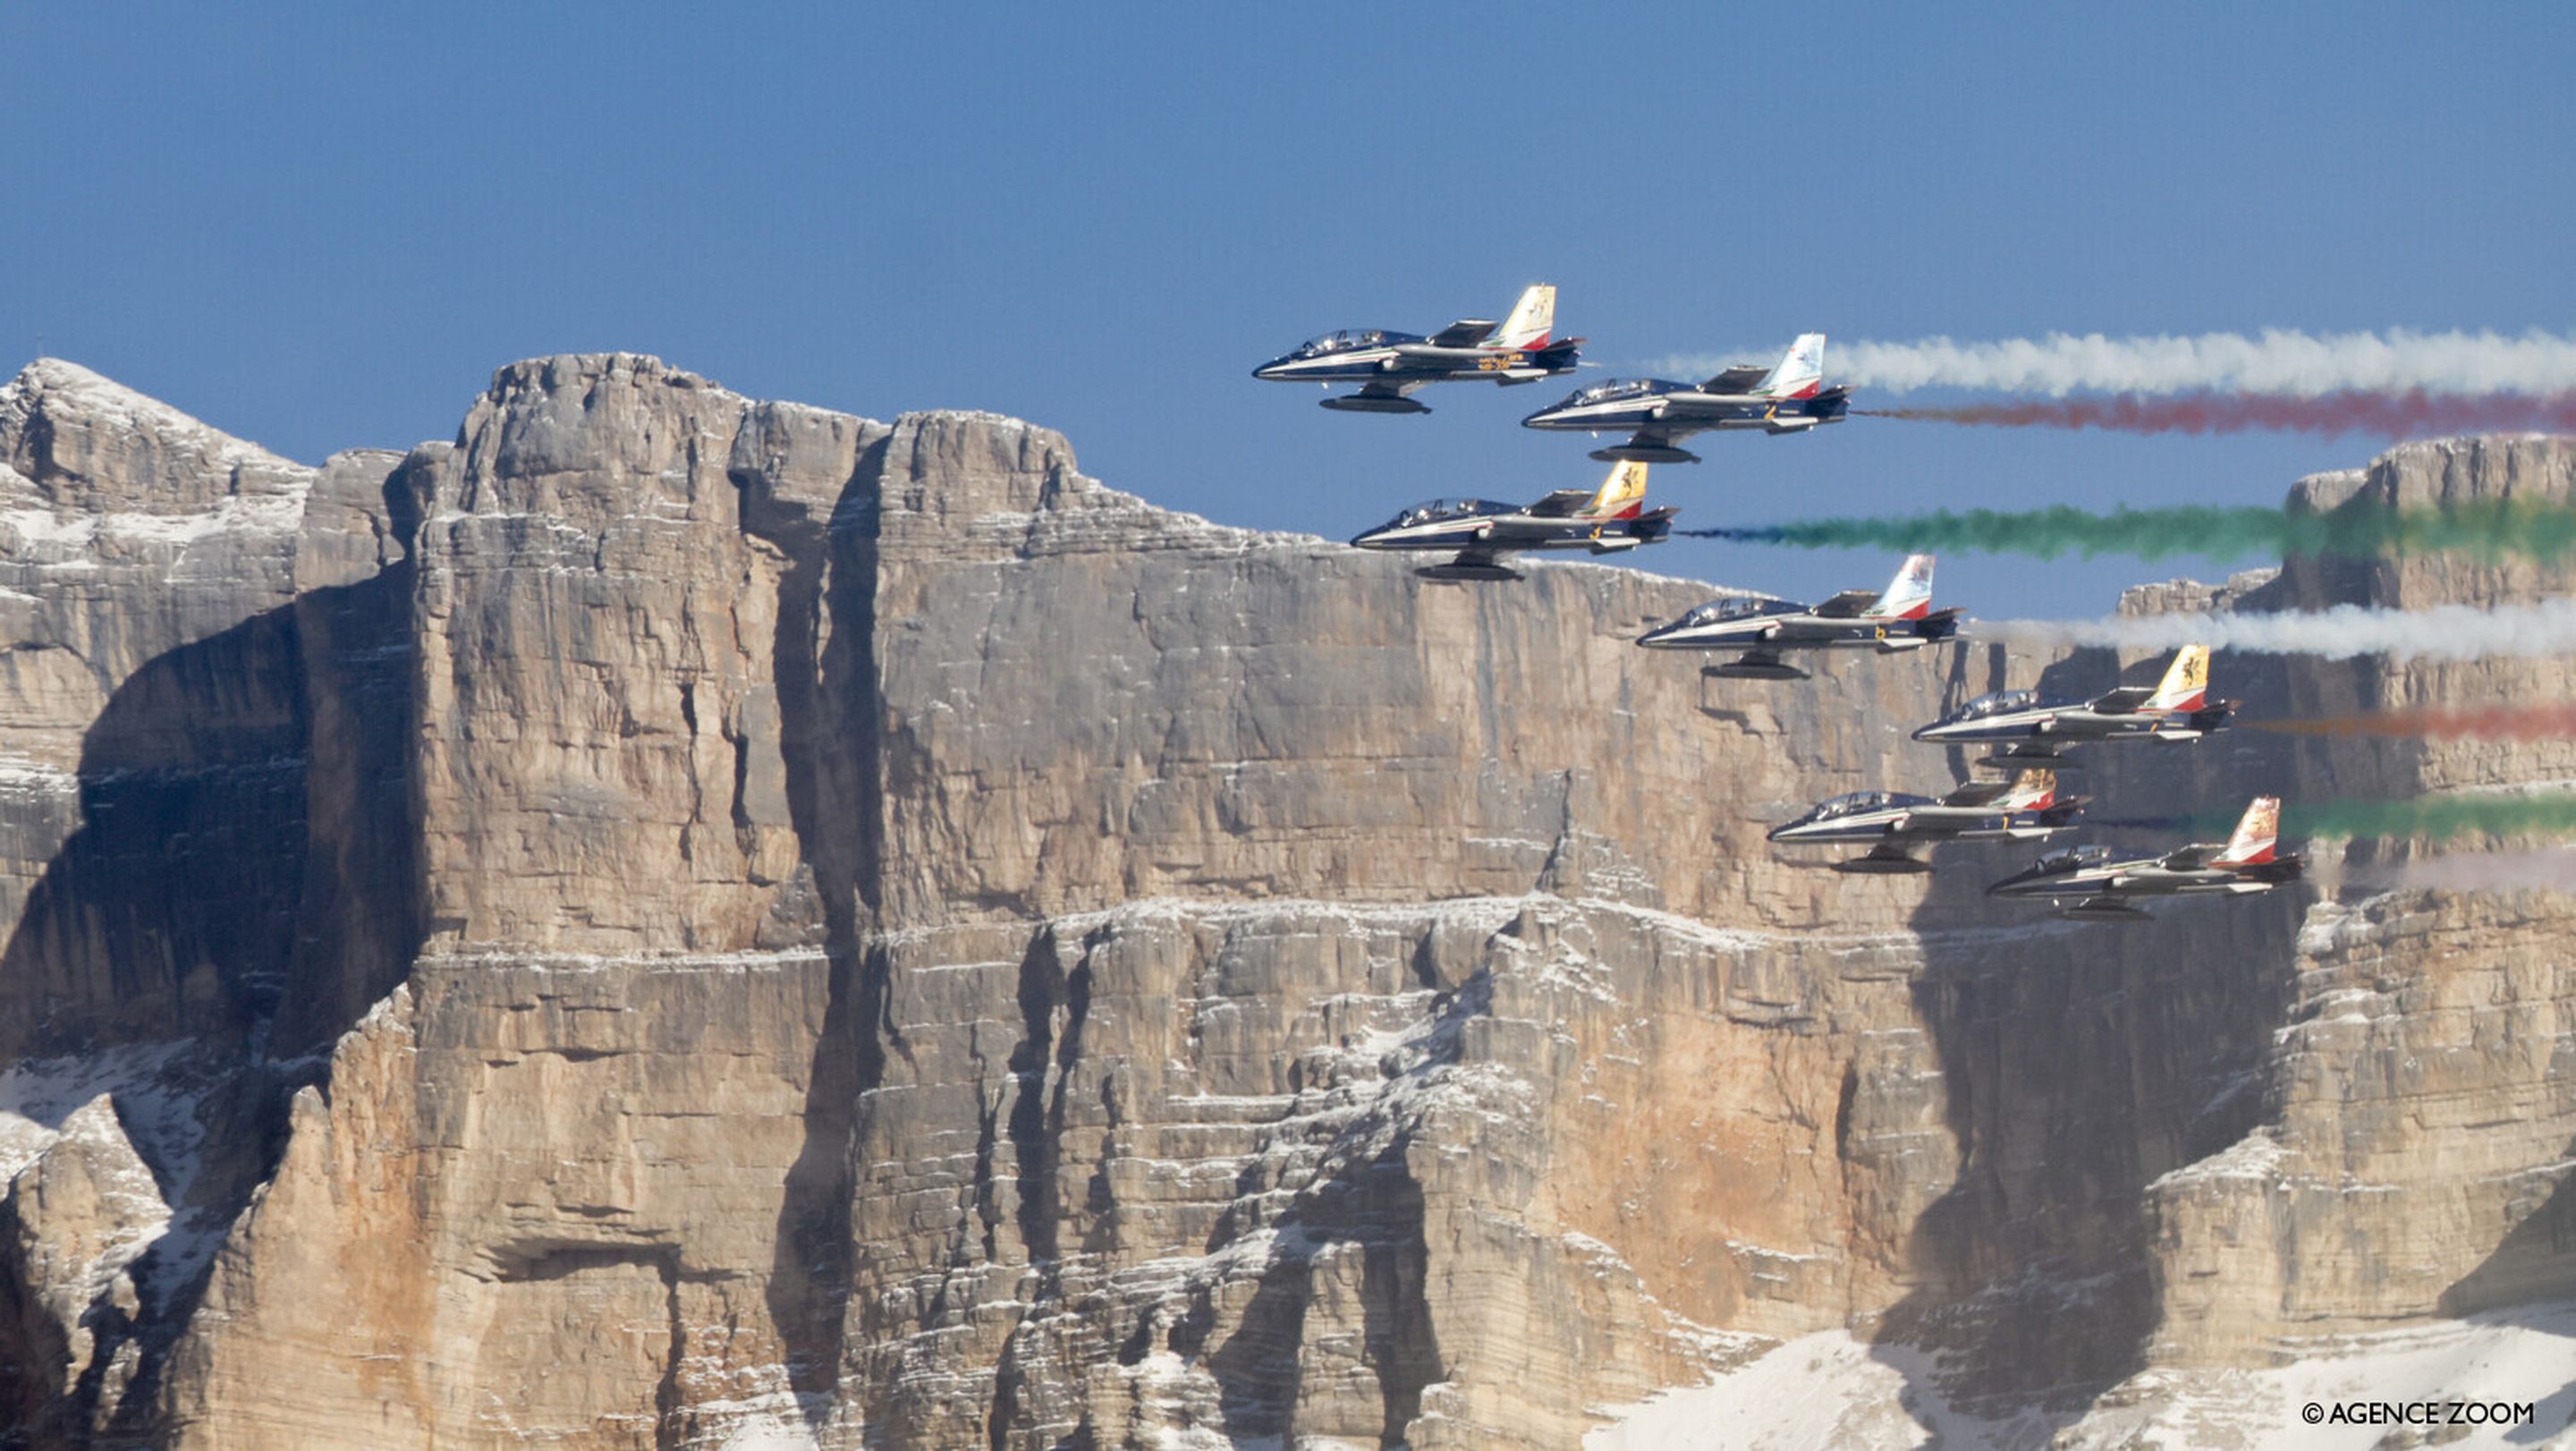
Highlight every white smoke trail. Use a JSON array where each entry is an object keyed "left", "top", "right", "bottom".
[
  {"left": 1651, "top": 328, "right": 2576, "bottom": 397},
  {"left": 1979, "top": 598, "right": 2576, "bottom": 660},
  {"left": 2343, "top": 848, "right": 2576, "bottom": 894}
]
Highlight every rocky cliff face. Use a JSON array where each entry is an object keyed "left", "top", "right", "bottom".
[{"left": 0, "top": 355, "right": 2566, "bottom": 1448}]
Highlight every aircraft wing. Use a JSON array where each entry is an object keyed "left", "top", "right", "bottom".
[
  {"left": 2065, "top": 895, "right": 2151, "bottom": 919},
  {"left": 1700, "top": 364, "right": 1770, "bottom": 393},
  {"left": 1522, "top": 488, "right": 1599, "bottom": 519},
  {"left": 1357, "top": 379, "right": 1428, "bottom": 401},
  {"left": 1428, "top": 318, "right": 1500, "bottom": 348},
  {"left": 1809, "top": 589, "right": 1883, "bottom": 619},
  {"left": 1936, "top": 779, "right": 2017, "bottom": 809},
  {"left": 2088, "top": 685, "right": 2157, "bottom": 714}
]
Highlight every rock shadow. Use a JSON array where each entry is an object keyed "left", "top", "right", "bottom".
[
  {"left": 2437, "top": 1136, "right": 2576, "bottom": 1444},
  {"left": 744, "top": 437, "right": 894, "bottom": 1432},
  {"left": 0, "top": 464, "right": 425, "bottom": 1440},
  {"left": 2444, "top": 1138, "right": 2576, "bottom": 1318},
  {"left": 1865, "top": 641, "right": 2306, "bottom": 1431}
]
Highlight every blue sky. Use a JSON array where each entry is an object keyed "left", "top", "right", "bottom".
[{"left": 10, "top": 5, "right": 2571, "bottom": 615}]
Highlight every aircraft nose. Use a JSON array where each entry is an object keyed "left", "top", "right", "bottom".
[{"left": 1253, "top": 357, "right": 1291, "bottom": 380}]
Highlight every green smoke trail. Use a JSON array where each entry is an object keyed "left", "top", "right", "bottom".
[
  {"left": 2097, "top": 793, "right": 2576, "bottom": 842},
  {"left": 2296, "top": 793, "right": 2576, "bottom": 841},
  {"left": 1681, "top": 498, "right": 2576, "bottom": 563}
]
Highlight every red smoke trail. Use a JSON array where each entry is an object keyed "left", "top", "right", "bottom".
[
  {"left": 1860, "top": 389, "right": 2576, "bottom": 437},
  {"left": 2255, "top": 703, "right": 2576, "bottom": 739}
]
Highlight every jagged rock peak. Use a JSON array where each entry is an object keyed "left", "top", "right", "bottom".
[
  {"left": 478, "top": 351, "right": 737, "bottom": 409},
  {"left": 461, "top": 351, "right": 1144, "bottom": 539},
  {"left": 0, "top": 359, "right": 310, "bottom": 513},
  {"left": 2290, "top": 435, "right": 2576, "bottom": 513}
]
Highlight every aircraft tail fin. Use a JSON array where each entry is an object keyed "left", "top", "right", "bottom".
[
  {"left": 1862, "top": 553, "right": 1936, "bottom": 621},
  {"left": 2216, "top": 795, "right": 2281, "bottom": 867},
  {"left": 2144, "top": 644, "right": 2212, "bottom": 712},
  {"left": 1496, "top": 284, "right": 1557, "bottom": 351},
  {"left": 2002, "top": 769, "right": 2058, "bottom": 810},
  {"left": 1758, "top": 332, "right": 1827, "bottom": 400},
  {"left": 1575, "top": 461, "right": 1649, "bottom": 521}
]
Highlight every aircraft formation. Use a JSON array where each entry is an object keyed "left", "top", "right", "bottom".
[{"left": 1262, "top": 284, "right": 2305, "bottom": 921}]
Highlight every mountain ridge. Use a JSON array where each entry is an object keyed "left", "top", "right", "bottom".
[{"left": 0, "top": 353, "right": 2567, "bottom": 1447}]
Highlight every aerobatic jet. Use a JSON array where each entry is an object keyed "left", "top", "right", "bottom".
[
  {"left": 1350, "top": 461, "right": 1675, "bottom": 581},
  {"left": 1637, "top": 554, "right": 1962, "bottom": 679},
  {"left": 1768, "top": 769, "right": 2086, "bottom": 873},
  {"left": 1519, "top": 333, "right": 1850, "bottom": 462},
  {"left": 1911, "top": 645, "right": 2233, "bottom": 768},
  {"left": 1252, "top": 284, "right": 1582, "bottom": 413},
  {"left": 1987, "top": 796, "right": 2303, "bottom": 921}
]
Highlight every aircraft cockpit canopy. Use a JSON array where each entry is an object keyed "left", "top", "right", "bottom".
[
  {"left": 1951, "top": 689, "right": 2040, "bottom": 721},
  {"left": 1379, "top": 498, "right": 1513, "bottom": 530},
  {"left": 1810, "top": 791, "right": 1899, "bottom": 819},
  {"left": 1293, "top": 328, "right": 1417, "bottom": 358},
  {"left": 1565, "top": 378, "right": 1669, "bottom": 405},
  {"left": 2032, "top": 844, "right": 2114, "bottom": 873},
  {"left": 1677, "top": 596, "right": 1796, "bottom": 627}
]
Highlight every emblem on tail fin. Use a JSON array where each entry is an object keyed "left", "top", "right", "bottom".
[
  {"left": 2216, "top": 796, "right": 2281, "bottom": 866},
  {"left": 1757, "top": 333, "right": 1827, "bottom": 401},
  {"left": 2003, "top": 769, "right": 2057, "bottom": 810},
  {"left": 1495, "top": 284, "right": 1557, "bottom": 351},
  {"left": 2144, "top": 644, "right": 2211, "bottom": 713},
  {"left": 1576, "top": 461, "right": 1649, "bottom": 521},
  {"left": 1863, "top": 554, "right": 1936, "bottom": 621}
]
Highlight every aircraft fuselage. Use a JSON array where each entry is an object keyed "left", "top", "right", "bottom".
[
  {"left": 1350, "top": 510, "right": 1668, "bottom": 557},
  {"left": 1913, "top": 702, "right": 2228, "bottom": 747},
  {"left": 1987, "top": 858, "right": 2286, "bottom": 902},
  {"left": 1521, "top": 381, "right": 1852, "bottom": 437},
  {"left": 1254, "top": 339, "right": 1576, "bottom": 388},
  {"left": 1767, "top": 803, "right": 2063, "bottom": 847},
  {"left": 1638, "top": 608, "right": 1950, "bottom": 654}
]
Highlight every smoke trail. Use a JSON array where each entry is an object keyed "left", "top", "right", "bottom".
[
  {"left": 1657, "top": 328, "right": 2576, "bottom": 397},
  {"left": 2343, "top": 848, "right": 2576, "bottom": 893},
  {"left": 2256, "top": 704, "right": 2576, "bottom": 740},
  {"left": 1861, "top": 389, "right": 2576, "bottom": 438},
  {"left": 1675, "top": 498, "right": 2576, "bottom": 564},
  {"left": 1980, "top": 598, "right": 2576, "bottom": 660},
  {"left": 2298, "top": 793, "right": 2576, "bottom": 841},
  {"left": 2095, "top": 793, "right": 2576, "bottom": 844}
]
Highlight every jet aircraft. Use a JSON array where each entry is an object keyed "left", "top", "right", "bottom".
[
  {"left": 1350, "top": 461, "right": 1676, "bottom": 581},
  {"left": 1987, "top": 796, "right": 2303, "bottom": 921},
  {"left": 1768, "top": 769, "right": 2085, "bottom": 873},
  {"left": 1253, "top": 284, "right": 1582, "bottom": 413},
  {"left": 1637, "top": 554, "right": 1962, "bottom": 679},
  {"left": 1519, "top": 333, "right": 1850, "bottom": 462},
  {"left": 1912, "top": 645, "right": 2233, "bottom": 768}
]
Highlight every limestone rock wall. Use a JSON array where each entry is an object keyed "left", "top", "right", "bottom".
[
  {"left": 0, "top": 353, "right": 2567, "bottom": 1448},
  {"left": 2132, "top": 437, "right": 2576, "bottom": 1387}
]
